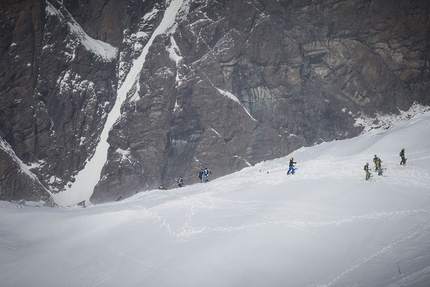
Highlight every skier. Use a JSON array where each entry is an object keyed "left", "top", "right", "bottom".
[
  {"left": 364, "top": 162, "right": 371, "bottom": 181},
  {"left": 177, "top": 177, "right": 184, "bottom": 187},
  {"left": 287, "top": 157, "right": 297, "bottom": 175},
  {"left": 377, "top": 165, "right": 383, "bottom": 176},
  {"left": 399, "top": 148, "right": 406, "bottom": 165},
  {"left": 203, "top": 167, "right": 211, "bottom": 182},
  {"left": 158, "top": 183, "right": 165, "bottom": 190},
  {"left": 373, "top": 155, "right": 382, "bottom": 172},
  {"left": 198, "top": 170, "right": 203, "bottom": 183}
]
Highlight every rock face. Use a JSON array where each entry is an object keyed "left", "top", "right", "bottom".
[{"left": 0, "top": 0, "right": 429, "bottom": 205}]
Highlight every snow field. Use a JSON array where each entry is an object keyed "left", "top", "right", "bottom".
[{"left": 1, "top": 111, "right": 430, "bottom": 287}]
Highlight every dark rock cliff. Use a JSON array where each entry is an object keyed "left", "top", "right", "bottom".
[{"left": 1, "top": 0, "right": 429, "bottom": 205}]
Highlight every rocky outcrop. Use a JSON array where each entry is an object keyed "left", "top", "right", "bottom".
[
  {"left": 0, "top": 0, "right": 119, "bottom": 203},
  {"left": 91, "top": 0, "right": 430, "bottom": 203},
  {"left": 1, "top": 0, "right": 429, "bottom": 205}
]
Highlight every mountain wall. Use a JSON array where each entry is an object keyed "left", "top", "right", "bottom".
[{"left": 1, "top": 0, "right": 429, "bottom": 205}]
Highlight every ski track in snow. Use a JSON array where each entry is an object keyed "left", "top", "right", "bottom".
[
  {"left": 388, "top": 266, "right": 430, "bottom": 287},
  {"left": 319, "top": 222, "right": 430, "bottom": 287}
]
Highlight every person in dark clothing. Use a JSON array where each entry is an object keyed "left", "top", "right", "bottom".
[
  {"left": 373, "top": 155, "right": 382, "bottom": 172},
  {"left": 177, "top": 177, "right": 184, "bottom": 187},
  {"left": 364, "top": 163, "right": 371, "bottom": 181},
  {"left": 287, "top": 157, "right": 297, "bottom": 175},
  {"left": 203, "top": 168, "right": 211, "bottom": 182},
  {"left": 399, "top": 148, "right": 406, "bottom": 165}
]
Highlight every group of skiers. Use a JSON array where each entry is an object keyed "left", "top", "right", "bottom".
[
  {"left": 158, "top": 177, "right": 184, "bottom": 190},
  {"left": 158, "top": 167, "right": 212, "bottom": 190},
  {"left": 286, "top": 148, "right": 407, "bottom": 181},
  {"left": 364, "top": 156, "right": 382, "bottom": 181},
  {"left": 157, "top": 148, "right": 405, "bottom": 189},
  {"left": 364, "top": 148, "right": 406, "bottom": 181},
  {"left": 286, "top": 148, "right": 406, "bottom": 182},
  {"left": 197, "top": 167, "right": 212, "bottom": 183}
]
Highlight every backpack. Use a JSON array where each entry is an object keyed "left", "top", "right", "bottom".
[{"left": 364, "top": 165, "right": 367, "bottom": 171}]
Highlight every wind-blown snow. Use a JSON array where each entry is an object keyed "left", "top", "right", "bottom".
[
  {"left": 51, "top": 0, "right": 186, "bottom": 207},
  {"left": 2, "top": 111, "right": 429, "bottom": 287},
  {"left": 0, "top": 138, "right": 34, "bottom": 180},
  {"left": 354, "top": 102, "right": 430, "bottom": 133},
  {"left": 66, "top": 21, "right": 117, "bottom": 61},
  {"left": 167, "top": 35, "right": 183, "bottom": 85},
  {"left": 0, "top": 137, "right": 52, "bottom": 198},
  {"left": 45, "top": 1, "right": 117, "bottom": 61},
  {"left": 216, "top": 87, "right": 258, "bottom": 121}
]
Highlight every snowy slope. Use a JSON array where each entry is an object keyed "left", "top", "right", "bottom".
[{"left": 1, "top": 111, "right": 430, "bottom": 287}]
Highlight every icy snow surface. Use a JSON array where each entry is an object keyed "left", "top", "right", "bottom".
[{"left": 1, "top": 111, "right": 430, "bottom": 287}]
